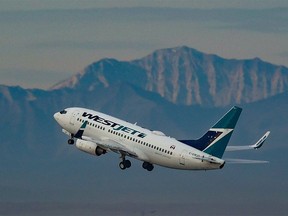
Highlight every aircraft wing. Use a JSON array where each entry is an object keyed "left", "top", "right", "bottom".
[
  {"left": 72, "top": 121, "right": 138, "bottom": 157},
  {"left": 226, "top": 131, "right": 270, "bottom": 151},
  {"left": 82, "top": 135, "right": 138, "bottom": 158}
]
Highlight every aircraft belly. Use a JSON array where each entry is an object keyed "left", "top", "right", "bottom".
[
  {"left": 155, "top": 157, "right": 221, "bottom": 170},
  {"left": 147, "top": 151, "right": 174, "bottom": 167}
]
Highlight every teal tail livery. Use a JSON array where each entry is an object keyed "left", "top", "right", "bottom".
[
  {"left": 179, "top": 106, "right": 242, "bottom": 158},
  {"left": 53, "top": 106, "right": 269, "bottom": 172}
]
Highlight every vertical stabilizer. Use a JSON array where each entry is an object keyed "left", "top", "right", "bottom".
[{"left": 179, "top": 106, "right": 242, "bottom": 158}]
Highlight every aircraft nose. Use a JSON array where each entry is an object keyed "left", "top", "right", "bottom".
[{"left": 53, "top": 112, "right": 60, "bottom": 122}]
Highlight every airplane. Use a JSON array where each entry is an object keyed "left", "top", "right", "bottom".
[{"left": 53, "top": 106, "right": 270, "bottom": 171}]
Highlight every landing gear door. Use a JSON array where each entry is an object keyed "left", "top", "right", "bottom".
[
  {"left": 70, "top": 110, "right": 79, "bottom": 125},
  {"left": 179, "top": 150, "right": 187, "bottom": 166}
]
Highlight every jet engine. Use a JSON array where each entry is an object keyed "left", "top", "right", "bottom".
[{"left": 76, "top": 139, "right": 106, "bottom": 156}]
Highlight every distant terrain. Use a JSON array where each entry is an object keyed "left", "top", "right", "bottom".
[{"left": 0, "top": 46, "right": 287, "bottom": 215}]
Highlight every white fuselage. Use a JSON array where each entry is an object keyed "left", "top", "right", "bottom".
[{"left": 54, "top": 107, "right": 225, "bottom": 170}]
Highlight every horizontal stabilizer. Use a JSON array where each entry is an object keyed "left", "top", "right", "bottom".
[
  {"left": 226, "top": 131, "right": 270, "bottom": 151},
  {"left": 225, "top": 158, "right": 269, "bottom": 164}
]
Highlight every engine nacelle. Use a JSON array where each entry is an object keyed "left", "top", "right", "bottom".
[{"left": 76, "top": 139, "right": 106, "bottom": 156}]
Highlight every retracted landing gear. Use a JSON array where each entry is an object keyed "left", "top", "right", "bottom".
[
  {"left": 142, "top": 162, "right": 154, "bottom": 171},
  {"left": 119, "top": 155, "right": 131, "bottom": 170}
]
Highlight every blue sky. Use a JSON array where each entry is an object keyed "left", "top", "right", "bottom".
[{"left": 1, "top": 0, "right": 288, "bottom": 88}]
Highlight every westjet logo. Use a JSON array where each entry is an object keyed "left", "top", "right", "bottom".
[{"left": 82, "top": 112, "right": 147, "bottom": 138}]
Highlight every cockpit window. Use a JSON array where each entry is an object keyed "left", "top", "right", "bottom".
[{"left": 60, "top": 109, "right": 67, "bottom": 114}]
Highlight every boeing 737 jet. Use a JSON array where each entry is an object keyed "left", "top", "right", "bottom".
[{"left": 53, "top": 106, "right": 269, "bottom": 171}]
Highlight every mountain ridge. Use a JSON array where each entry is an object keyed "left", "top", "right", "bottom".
[{"left": 50, "top": 46, "right": 288, "bottom": 107}]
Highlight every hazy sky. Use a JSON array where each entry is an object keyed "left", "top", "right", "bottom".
[{"left": 1, "top": 0, "right": 288, "bottom": 88}]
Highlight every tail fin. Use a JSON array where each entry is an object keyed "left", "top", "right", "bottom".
[{"left": 179, "top": 106, "right": 242, "bottom": 158}]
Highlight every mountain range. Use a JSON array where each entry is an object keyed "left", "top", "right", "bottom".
[
  {"left": 51, "top": 46, "right": 288, "bottom": 107},
  {"left": 0, "top": 46, "right": 287, "bottom": 215}
]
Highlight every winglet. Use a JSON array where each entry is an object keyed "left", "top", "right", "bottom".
[
  {"left": 226, "top": 131, "right": 270, "bottom": 151},
  {"left": 74, "top": 121, "right": 88, "bottom": 138},
  {"left": 251, "top": 131, "right": 270, "bottom": 149}
]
